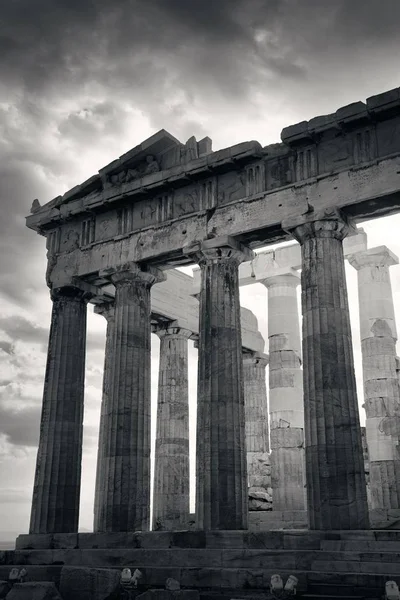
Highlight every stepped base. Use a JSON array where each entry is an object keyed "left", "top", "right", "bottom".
[{"left": 5, "top": 531, "right": 400, "bottom": 599}]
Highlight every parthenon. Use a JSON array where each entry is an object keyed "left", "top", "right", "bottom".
[{"left": 11, "top": 86, "right": 400, "bottom": 598}]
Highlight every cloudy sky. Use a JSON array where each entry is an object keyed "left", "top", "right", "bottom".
[{"left": 1, "top": 0, "right": 400, "bottom": 537}]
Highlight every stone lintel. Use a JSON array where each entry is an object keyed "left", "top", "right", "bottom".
[{"left": 347, "top": 245, "right": 399, "bottom": 270}]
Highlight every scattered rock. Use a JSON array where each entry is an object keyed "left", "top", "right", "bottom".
[{"left": 165, "top": 578, "right": 180, "bottom": 591}]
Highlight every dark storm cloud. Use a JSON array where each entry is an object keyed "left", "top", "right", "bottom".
[
  {"left": 1, "top": 0, "right": 399, "bottom": 97},
  {"left": 0, "top": 0, "right": 399, "bottom": 309}
]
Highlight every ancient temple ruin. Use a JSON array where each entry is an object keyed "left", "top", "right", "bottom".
[{"left": 9, "top": 86, "right": 400, "bottom": 598}]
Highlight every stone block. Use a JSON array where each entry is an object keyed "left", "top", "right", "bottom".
[
  {"left": 59, "top": 566, "right": 120, "bottom": 600},
  {"left": 15, "top": 536, "right": 52, "bottom": 551},
  {"left": 170, "top": 532, "right": 206, "bottom": 549},
  {"left": 335, "top": 102, "right": 368, "bottom": 125},
  {"left": 270, "top": 428, "right": 303, "bottom": 448},
  {"left": 77, "top": 533, "right": 133, "bottom": 550},
  {"left": 281, "top": 121, "right": 310, "bottom": 145},
  {"left": 52, "top": 534, "right": 78, "bottom": 550},
  {"left": 283, "top": 532, "right": 321, "bottom": 550},
  {"left": 367, "top": 87, "right": 400, "bottom": 117},
  {"left": 5, "top": 582, "right": 62, "bottom": 599},
  {"left": 140, "top": 568, "right": 182, "bottom": 587}
]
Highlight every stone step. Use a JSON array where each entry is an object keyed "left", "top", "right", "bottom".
[
  {"left": 300, "top": 593, "right": 368, "bottom": 600},
  {"left": 314, "top": 550, "right": 400, "bottom": 563},
  {"left": 18, "top": 530, "right": 400, "bottom": 551},
  {"left": 320, "top": 540, "right": 400, "bottom": 552},
  {"left": 311, "top": 560, "right": 400, "bottom": 575},
  {"left": 6, "top": 548, "right": 400, "bottom": 570},
  {"left": 330, "top": 531, "right": 400, "bottom": 541},
  {"left": 306, "top": 571, "right": 400, "bottom": 589},
  {"left": 3, "top": 548, "right": 312, "bottom": 570},
  {"left": 307, "top": 583, "right": 383, "bottom": 597}
]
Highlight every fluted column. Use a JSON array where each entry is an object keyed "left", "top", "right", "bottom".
[
  {"left": 243, "top": 353, "right": 271, "bottom": 501},
  {"left": 30, "top": 285, "right": 91, "bottom": 534},
  {"left": 184, "top": 236, "right": 253, "bottom": 530},
  {"left": 262, "top": 270, "right": 306, "bottom": 511},
  {"left": 282, "top": 208, "right": 369, "bottom": 530},
  {"left": 93, "top": 301, "right": 115, "bottom": 532},
  {"left": 96, "top": 262, "right": 164, "bottom": 532},
  {"left": 348, "top": 246, "right": 400, "bottom": 509},
  {"left": 152, "top": 323, "right": 191, "bottom": 530}
]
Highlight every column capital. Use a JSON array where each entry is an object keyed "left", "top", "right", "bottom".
[
  {"left": 152, "top": 321, "right": 193, "bottom": 339},
  {"left": 243, "top": 351, "right": 269, "bottom": 368},
  {"left": 282, "top": 207, "right": 356, "bottom": 244},
  {"left": 99, "top": 262, "right": 165, "bottom": 287},
  {"left": 183, "top": 235, "right": 254, "bottom": 266},
  {"left": 50, "top": 285, "right": 93, "bottom": 303},
  {"left": 347, "top": 246, "right": 399, "bottom": 270},
  {"left": 261, "top": 267, "right": 300, "bottom": 288},
  {"left": 93, "top": 300, "right": 115, "bottom": 322}
]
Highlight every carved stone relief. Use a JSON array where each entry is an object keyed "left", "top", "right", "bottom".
[
  {"left": 217, "top": 171, "right": 246, "bottom": 206},
  {"left": 103, "top": 155, "right": 160, "bottom": 187}
]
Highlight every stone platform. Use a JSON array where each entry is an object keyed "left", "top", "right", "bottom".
[{"left": 0, "top": 530, "right": 397, "bottom": 599}]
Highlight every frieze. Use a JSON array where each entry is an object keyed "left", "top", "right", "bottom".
[
  {"left": 26, "top": 87, "right": 400, "bottom": 242},
  {"left": 102, "top": 154, "right": 160, "bottom": 187}
]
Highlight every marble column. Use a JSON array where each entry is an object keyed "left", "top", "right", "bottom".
[
  {"left": 262, "top": 270, "right": 306, "bottom": 511},
  {"left": 152, "top": 323, "right": 191, "bottom": 530},
  {"left": 243, "top": 353, "right": 271, "bottom": 492},
  {"left": 30, "top": 285, "right": 91, "bottom": 534},
  {"left": 348, "top": 246, "right": 400, "bottom": 509},
  {"left": 184, "top": 236, "right": 253, "bottom": 530},
  {"left": 96, "top": 262, "right": 164, "bottom": 532},
  {"left": 282, "top": 208, "right": 369, "bottom": 530},
  {"left": 93, "top": 301, "right": 115, "bottom": 532}
]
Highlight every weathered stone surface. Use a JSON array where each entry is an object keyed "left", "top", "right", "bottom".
[
  {"left": 93, "top": 302, "right": 115, "bottom": 533},
  {"left": 262, "top": 270, "right": 305, "bottom": 512},
  {"left": 348, "top": 246, "right": 400, "bottom": 510},
  {"left": 30, "top": 286, "right": 91, "bottom": 534},
  {"left": 96, "top": 263, "right": 164, "bottom": 532},
  {"left": 243, "top": 354, "right": 269, "bottom": 454},
  {"left": 59, "top": 566, "right": 120, "bottom": 600},
  {"left": 185, "top": 237, "right": 252, "bottom": 529},
  {"left": 243, "top": 353, "right": 270, "bottom": 509},
  {"left": 152, "top": 324, "right": 191, "bottom": 531},
  {"left": 282, "top": 207, "right": 370, "bottom": 530},
  {"left": 5, "top": 582, "right": 62, "bottom": 600},
  {"left": 0, "top": 582, "right": 10, "bottom": 599}
]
